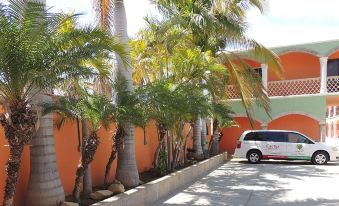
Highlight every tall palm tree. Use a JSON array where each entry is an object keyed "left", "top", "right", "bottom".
[
  {"left": 93, "top": 0, "right": 140, "bottom": 187},
  {"left": 43, "top": 94, "right": 113, "bottom": 203}
]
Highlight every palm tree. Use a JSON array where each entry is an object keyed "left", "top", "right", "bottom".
[
  {"left": 154, "top": 0, "right": 283, "bottom": 155},
  {"left": 0, "top": 2, "right": 128, "bottom": 206},
  {"left": 103, "top": 80, "right": 148, "bottom": 186},
  {"left": 0, "top": 1, "right": 117, "bottom": 205},
  {"left": 43, "top": 94, "right": 113, "bottom": 203},
  {"left": 93, "top": 0, "right": 140, "bottom": 188}
]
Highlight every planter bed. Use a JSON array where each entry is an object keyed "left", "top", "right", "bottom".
[{"left": 92, "top": 152, "right": 228, "bottom": 206}]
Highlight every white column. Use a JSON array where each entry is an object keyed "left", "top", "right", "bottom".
[
  {"left": 335, "top": 106, "right": 337, "bottom": 116},
  {"left": 261, "top": 63, "right": 268, "bottom": 91},
  {"left": 320, "top": 122, "right": 326, "bottom": 142},
  {"left": 320, "top": 57, "right": 328, "bottom": 93},
  {"left": 334, "top": 121, "right": 337, "bottom": 138}
]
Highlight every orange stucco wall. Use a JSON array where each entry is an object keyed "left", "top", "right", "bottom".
[
  {"left": 58, "top": 121, "right": 160, "bottom": 199},
  {"left": 220, "top": 117, "right": 261, "bottom": 154},
  {"left": 268, "top": 114, "right": 320, "bottom": 142},
  {"left": 0, "top": 118, "right": 160, "bottom": 205},
  {"left": 329, "top": 51, "right": 339, "bottom": 59},
  {"left": 269, "top": 52, "right": 320, "bottom": 81},
  {"left": 220, "top": 115, "right": 320, "bottom": 155},
  {"left": 0, "top": 117, "right": 203, "bottom": 205}
]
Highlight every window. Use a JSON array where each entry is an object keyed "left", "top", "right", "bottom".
[
  {"left": 287, "top": 133, "right": 314, "bottom": 144},
  {"left": 244, "top": 132, "right": 287, "bottom": 142},
  {"left": 327, "top": 59, "right": 339, "bottom": 76},
  {"left": 260, "top": 132, "right": 287, "bottom": 142},
  {"left": 244, "top": 132, "right": 256, "bottom": 141},
  {"left": 254, "top": 68, "right": 262, "bottom": 78}
]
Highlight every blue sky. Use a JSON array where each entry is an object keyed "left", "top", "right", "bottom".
[{"left": 46, "top": 0, "right": 339, "bottom": 47}]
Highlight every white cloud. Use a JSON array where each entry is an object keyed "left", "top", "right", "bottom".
[
  {"left": 45, "top": 0, "right": 339, "bottom": 47},
  {"left": 46, "top": 0, "right": 157, "bottom": 37},
  {"left": 246, "top": 0, "right": 339, "bottom": 47}
]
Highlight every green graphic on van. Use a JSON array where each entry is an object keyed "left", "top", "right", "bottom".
[{"left": 296, "top": 144, "right": 303, "bottom": 152}]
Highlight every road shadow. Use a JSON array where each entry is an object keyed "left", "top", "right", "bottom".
[{"left": 152, "top": 159, "right": 339, "bottom": 206}]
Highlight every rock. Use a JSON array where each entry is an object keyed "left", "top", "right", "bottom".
[
  {"left": 89, "top": 190, "right": 113, "bottom": 200},
  {"left": 108, "top": 183, "right": 125, "bottom": 194},
  {"left": 112, "top": 179, "right": 121, "bottom": 184},
  {"left": 61, "top": 202, "right": 79, "bottom": 206}
]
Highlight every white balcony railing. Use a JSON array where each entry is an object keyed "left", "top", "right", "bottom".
[
  {"left": 327, "top": 76, "right": 339, "bottom": 93},
  {"left": 227, "top": 76, "right": 339, "bottom": 99},
  {"left": 268, "top": 77, "right": 320, "bottom": 97}
]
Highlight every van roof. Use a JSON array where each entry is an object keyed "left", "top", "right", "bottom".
[{"left": 244, "top": 130, "right": 299, "bottom": 133}]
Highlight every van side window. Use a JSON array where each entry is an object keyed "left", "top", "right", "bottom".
[
  {"left": 244, "top": 132, "right": 256, "bottom": 141},
  {"left": 287, "top": 133, "right": 314, "bottom": 144},
  {"left": 245, "top": 132, "right": 287, "bottom": 142},
  {"left": 261, "top": 132, "right": 287, "bottom": 142}
]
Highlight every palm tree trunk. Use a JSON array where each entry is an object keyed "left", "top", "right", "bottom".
[
  {"left": 26, "top": 93, "right": 65, "bottom": 206},
  {"left": 210, "top": 119, "right": 220, "bottom": 156},
  {"left": 104, "top": 124, "right": 125, "bottom": 186},
  {"left": 154, "top": 123, "right": 166, "bottom": 168},
  {"left": 167, "top": 130, "right": 172, "bottom": 171},
  {"left": 3, "top": 145, "right": 24, "bottom": 206},
  {"left": 73, "top": 132, "right": 99, "bottom": 203},
  {"left": 201, "top": 119, "right": 208, "bottom": 158},
  {"left": 113, "top": 0, "right": 139, "bottom": 188},
  {"left": 116, "top": 124, "right": 139, "bottom": 187},
  {"left": 0, "top": 102, "right": 38, "bottom": 206},
  {"left": 82, "top": 120, "right": 92, "bottom": 195},
  {"left": 83, "top": 166, "right": 92, "bottom": 195},
  {"left": 193, "top": 118, "right": 203, "bottom": 159}
]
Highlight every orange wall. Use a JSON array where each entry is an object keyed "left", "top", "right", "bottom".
[
  {"left": 0, "top": 119, "right": 160, "bottom": 205},
  {"left": 329, "top": 51, "right": 339, "bottom": 59},
  {"left": 269, "top": 52, "right": 320, "bottom": 81},
  {"left": 54, "top": 121, "right": 160, "bottom": 197},
  {"left": 220, "top": 117, "right": 261, "bottom": 154},
  {"left": 268, "top": 114, "right": 320, "bottom": 142}
]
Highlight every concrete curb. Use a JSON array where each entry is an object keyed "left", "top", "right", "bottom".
[{"left": 92, "top": 152, "right": 228, "bottom": 206}]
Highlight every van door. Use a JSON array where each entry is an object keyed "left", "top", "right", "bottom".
[
  {"left": 286, "top": 132, "right": 314, "bottom": 160},
  {"left": 256, "top": 132, "right": 287, "bottom": 159}
]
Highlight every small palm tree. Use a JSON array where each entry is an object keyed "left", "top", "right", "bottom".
[
  {"left": 43, "top": 94, "right": 113, "bottom": 203},
  {"left": 0, "top": 1, "right": 126, "bottom": 205},
  {"left": 103, "top": 80, "right": 147, "bottom": 186}
]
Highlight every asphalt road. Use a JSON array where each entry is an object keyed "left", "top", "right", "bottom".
[{"left": 152, "top": 159, "right": 339, "bottom": 206}]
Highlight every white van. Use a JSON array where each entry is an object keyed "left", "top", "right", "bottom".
[{"left": 234, "top": 130, "right": 339, "bottom": 165}]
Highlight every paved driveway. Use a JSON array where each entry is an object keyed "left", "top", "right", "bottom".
[{"left": 152, "top": 159, "right": 339, "bottom": 206}]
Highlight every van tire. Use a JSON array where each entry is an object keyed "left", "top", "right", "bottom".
[
  {"left": 247, "top": 150, "right": 262, "bottom": 164},
  {"left": 312, "top": 151, "right": 329, "bottom": 165}
]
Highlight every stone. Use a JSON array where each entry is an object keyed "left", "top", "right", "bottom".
[
  {"left": 112, "top": 179, "right": 121, "bottom": 184},
  {"left": 61, "top": 202, "right": 79, "bottom": 206},
  {"left": 89, "top": 190, "right": 113, "bottom": 200},
  {"left": 108, "top": 183, "right": 125, "bottom": 194}
]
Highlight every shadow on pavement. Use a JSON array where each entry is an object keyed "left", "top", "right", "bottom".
[{"left": 152, "top": 159, "right": 339, "bottom": 206}]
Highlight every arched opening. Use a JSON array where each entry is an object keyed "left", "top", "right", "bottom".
[
  {"left": 220, "top": 117, "right": 261, "bottom": 154},
  {"left": 268, "top": 114, "right": 320, "bottom": 142}
]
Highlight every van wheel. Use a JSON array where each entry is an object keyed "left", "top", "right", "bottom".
[
  {"left": 312, "top": 151, "right": 328, "bottom": 165},
  {"left": 247, "top": 150, "right": 261, "bottom": 164}
]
